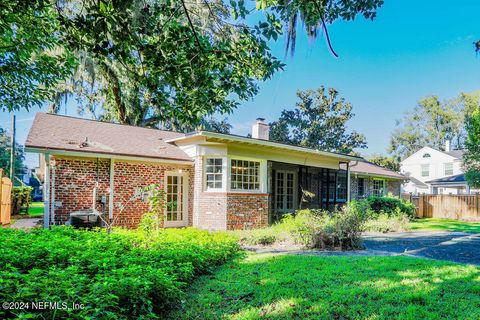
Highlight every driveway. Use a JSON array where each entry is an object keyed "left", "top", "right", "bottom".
[{"left": 363, "top": 231, "right": 480, "bottom": 265}]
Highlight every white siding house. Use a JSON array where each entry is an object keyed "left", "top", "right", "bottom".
[{"left": 400, "top": 143, "right": 468, "bottom": 195}]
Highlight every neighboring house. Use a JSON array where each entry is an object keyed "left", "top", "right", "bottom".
[
  {"left": 400, "top": 142, "right": 469, "bottom": 195},
  {"left": 26, "top": 113, "right": 401, "bottom": 230},
  {"left": 349, "top": 161, "right": 406, "bottom": 199}
]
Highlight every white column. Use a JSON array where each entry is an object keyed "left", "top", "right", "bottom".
[
  {"left": 109, "top": 158, "right": 115, "bottom": 220},
  {"left": 43, "top": 154, "right": 50, "bottom": 228},
  {"left": 347, "top": 163, "right": 351, "bottom": 202}
]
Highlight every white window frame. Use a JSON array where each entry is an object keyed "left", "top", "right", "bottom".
[
  {"left": 203, "top": 156, "right": 227, "bottom": 192},
  {"left": 372, "top": 179, "right": 386, "bottom": 197},
  {"left": 227, "top": 156, "right": 267, "bottom": 193},
  {"left": 421, "top": 164, "right": 430, "bottom": 177},
  {"left": 444, "top": 162, "right": 453, "bottom": 176}
]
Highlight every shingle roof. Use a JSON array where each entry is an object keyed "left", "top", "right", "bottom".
[
  {"left": 350, "top": 161, "right": 406, "bottom": 180},
  {"left": 25, "top": 113, "right": 192, "bottom": 162},
  {"left": 444, "top": 149, "right": 465, "bottom": 159},
  {"left": 426, "top": 173, "right": 466, "bottom": 184}
]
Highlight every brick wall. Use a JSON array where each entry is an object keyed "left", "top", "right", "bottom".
[
  {"left": 226, "top": 193, "right": 269, "bottom": 230},
  {"left": 51, "top": 157, "right": 110, "bottom": 224},
  {"left": 49, "top": 156, "right": 193, "bottom": 228}
]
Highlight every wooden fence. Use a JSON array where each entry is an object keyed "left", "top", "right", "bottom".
[
  {"left": 0, "top": 169, "right": 12, "bottom": 225},
  {"left": 403, "top": 194, "right": 480, "bottom": 220}
]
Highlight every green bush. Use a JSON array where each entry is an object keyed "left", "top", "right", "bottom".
[
  {"left": 0, "top": 227, "right": 239, "bottom": 319},
  {"left": 239, "top": 204, "right": 366, "bottom": 250},
  {"left": 11, "top": 186, "right": 33, "bottom": 215},
  {"left": 366, "top": 195, "right": 415, "bottom": 219},
  {"left": 364, "top": 213, "right": 411, "bottom": 233}
]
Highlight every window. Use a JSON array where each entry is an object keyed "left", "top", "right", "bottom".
[
  {"left": 373, "top": 179, "right": 386, "bottom": 196},
  {"left": 357, "top": 178, "right": 365, "bottom": 197},
  {"left": 421, "top": 164, "right": 430, "bottom": 177},
  {"left": 205, "top": 158, "right": 223, "bottom": 190},
  {"left": 444, "top": 163, "right": 453, "bottom": 176},
  {"left": 230, "top": 159, "right": 260, "bottom": 191},
  {"left": 336, "top": 171, "right": 347, "bottom": 202},
  {"left": 422, "top": 153, "right": 431, "bottom": 158}
]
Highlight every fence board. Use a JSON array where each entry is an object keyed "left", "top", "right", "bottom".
[
  {"left": 1, "top": 176, "right": 12, "bottom": 225},
  {"left": 403, "top": 194, "right": 480, "bottom": 221}
]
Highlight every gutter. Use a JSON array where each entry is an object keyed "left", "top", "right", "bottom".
[
  {"left": 25, "top": 147, "right": 193, "bottom": 165},
  {"left": 166, "top": 131, "right": 363, "bottom": 162}
]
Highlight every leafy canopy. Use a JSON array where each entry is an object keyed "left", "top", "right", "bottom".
[
  {"left": 269, "top": 86, "right": 367, "bottom": 154},
  {"left": 389, "top": 92, "right": 480, "bottom": 159},
  {"left": 0, "top": 126, "right": 25, "bottom": 178},
  {"left": 0, "top": 0, "right": 76, "bottom": 112},
  {"left": 464, "top": 107, "right": 480, "bottom": 188}
]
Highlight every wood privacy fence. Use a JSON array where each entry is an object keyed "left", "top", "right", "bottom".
[
  {"left": 403, "top": 194, "right": 480, "bottom": 220},
  {"left": 0, "top": 169, "right": 13, "bottom": 225}
]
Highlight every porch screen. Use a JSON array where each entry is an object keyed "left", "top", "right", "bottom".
[{"left": 230, "top": 160, "right": 260, "bottom": 190}]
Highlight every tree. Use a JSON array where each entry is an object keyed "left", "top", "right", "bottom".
[
  {"left": 0, "top": 126, "right": 25, "bottom": 178},
  {"left": 258, "top": 0, "right": 383, "bottom": 56},
  {"left": 389, "top": 92, "right": 480, "bottom": 159},
  {"left": 464, "top": 107, "right": 480, "bottom": 188},
  {"left": 269, "top": 86, "right": 367, "bottom": 154},
  {"left": 0, "top": 0, "right": 76, "bottom": 112},
  {"left": 368, "top": 154, "right": 400, "bottom": 172},
  {"left": 51, "top": 0, "right": 283, "bottom": 129}
]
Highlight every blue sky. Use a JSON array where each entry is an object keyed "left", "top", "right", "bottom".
[{"left": 1, "top": 0, "right": 480, "bottom": 167}]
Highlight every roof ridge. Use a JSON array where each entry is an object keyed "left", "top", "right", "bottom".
[{"left": 37, "top": 112, "right": 186, "bottom": 135}]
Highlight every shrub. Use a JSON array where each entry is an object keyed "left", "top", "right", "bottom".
[
  {"left": 234, "top": 228, "right": 281, "bottom": 246},
  {"left": 364, "top": 213, "right": 411, "bottom": 233},
  {"left": 11, "top": 186, "right": 33, "bottom": 215},
  {"left": 0, "top": 227, "right": 239, "bottom": 319},
  {"left": 366, "top": 195, "right": 415, "bottom": 219}
]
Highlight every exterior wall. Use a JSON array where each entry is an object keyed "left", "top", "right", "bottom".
[
  {"left": 350, "top": 175, "right": 402, "bottom": 199},
  {"left": 49, "top": 156, "right": 193, "bottom": 228},
  {"left": 51, "top": 157, "right": 110, "bottom": 225},
  {"left": 192, "top": 156, "right": 269, "bottom": 231}
]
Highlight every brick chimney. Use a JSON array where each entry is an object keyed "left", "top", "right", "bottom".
[{"left": 252, "top": 118, "right": 269, "bottom": 140}]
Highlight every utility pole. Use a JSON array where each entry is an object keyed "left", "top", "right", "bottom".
[{"left": 10, "top": 114, "right": 16, "bottom": 182}]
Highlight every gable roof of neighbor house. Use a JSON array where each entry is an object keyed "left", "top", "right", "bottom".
[
  {"left": 401, "top": 146, "right": 465, "bottom": 163},
  {"left": 25, "top": 113, "right": 192, "bottom": 162},
  {"left": 426, "top": 173, "right": 467, "bottom": 185},
  {"left": 349, "top": 161, "right": 406, "bottom": 180}
]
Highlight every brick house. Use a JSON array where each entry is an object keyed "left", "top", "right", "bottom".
[{"left": 25, "top": 113, "right": 405, "bottom": 230}]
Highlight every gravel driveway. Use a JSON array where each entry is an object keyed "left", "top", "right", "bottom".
[{"left": 363, "top": 231, "right": 480, "bottom": 265}]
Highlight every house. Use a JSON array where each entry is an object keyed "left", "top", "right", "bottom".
[
  {"left": 349, "top": 161, "right": 406, "bottom": 199},
  {"left": 25, "top": 113, "right": 404, "bottom": 230},
  {"left": 400, "top": 142, "right": 470, "bottom": 195}
]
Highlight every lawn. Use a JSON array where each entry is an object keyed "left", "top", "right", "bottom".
[
  {"left": 26, "top": 201, "right": 44, "bottom": 216},
  {"left": 410, "top": 218, "right": 480, "bottom": 233},
  {"left": 171, "top": 253, "right": 480, "bottom": 319}
]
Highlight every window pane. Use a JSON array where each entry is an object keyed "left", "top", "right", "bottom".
[
  {"left": 230, "top": 159, "right": 260, "bottom": 191},
  {"left": 205, "top": 158, "right": 223, "bottom": 189}
]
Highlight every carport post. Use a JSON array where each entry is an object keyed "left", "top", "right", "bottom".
[{"left": 43, "top": 153, "right": 50, "bottom": 228}]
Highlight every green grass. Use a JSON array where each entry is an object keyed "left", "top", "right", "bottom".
[
  {"left": 410, "top": 218, "right": 480, "bottom": 233},
  {"left": 26, "top": 201, "right": 44, "bottom": 216},
  {"left": 170, "top": 253, "right": 480, "bottom": 319}
]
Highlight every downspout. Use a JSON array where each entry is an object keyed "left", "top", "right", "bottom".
[{"left": 43, "top": 153, "right": 50, "bottom": 229}]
